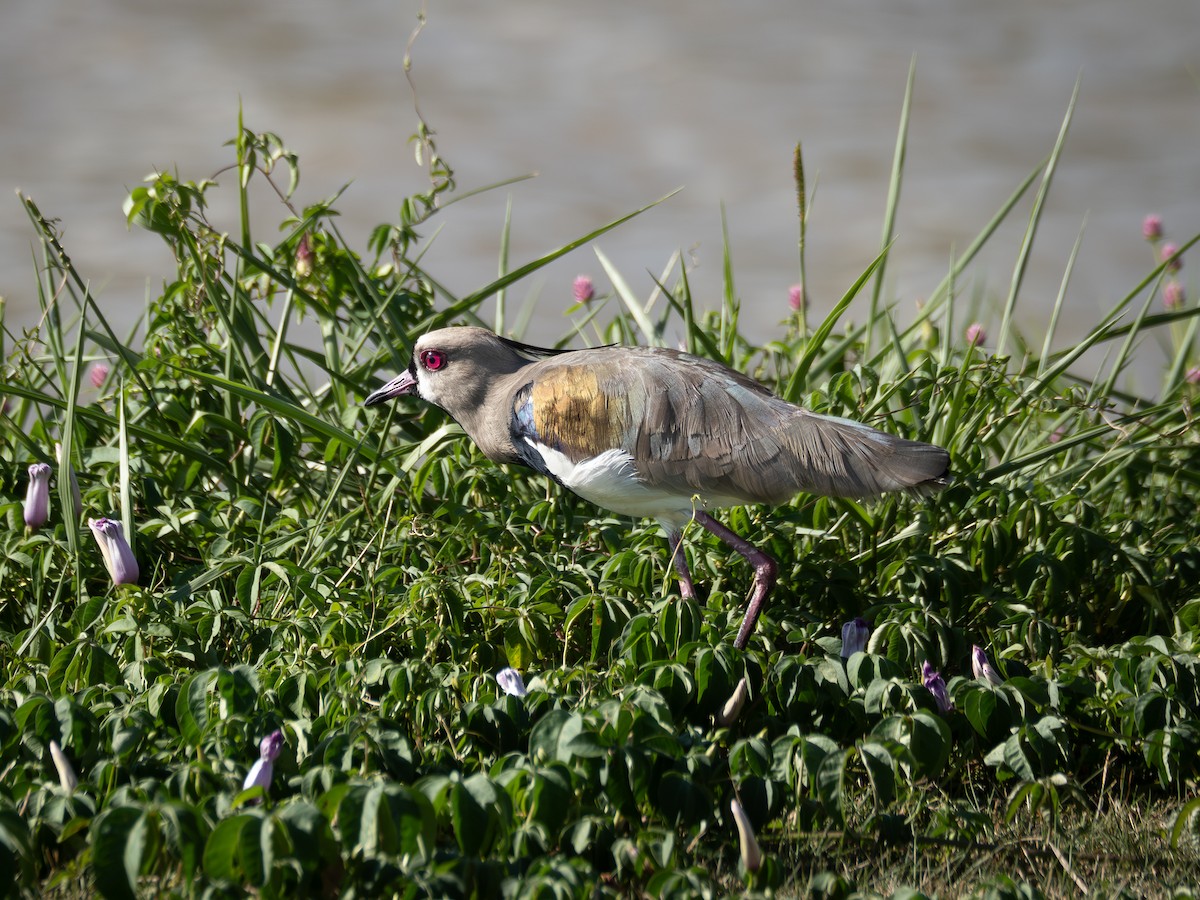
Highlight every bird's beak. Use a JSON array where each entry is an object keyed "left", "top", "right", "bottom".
[{"left": 364, "top": 369, "right": 418, "bottom": 407}]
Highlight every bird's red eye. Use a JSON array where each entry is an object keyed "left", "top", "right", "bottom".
[{"left": 419, "top": 349, "right": 446, "bottom": 371}]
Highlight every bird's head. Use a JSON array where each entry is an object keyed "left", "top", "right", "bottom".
[{"left": 364, "top": 326, "right": 562, "bottom": 416}]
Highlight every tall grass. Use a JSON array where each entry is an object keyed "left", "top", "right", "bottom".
[{"left": 2, "top": 93, "right": 1200, "bottom": 896}]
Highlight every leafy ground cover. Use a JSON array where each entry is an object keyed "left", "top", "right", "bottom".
[{"left": 3, "top": 90, "right": 1200, "bottom": 897}]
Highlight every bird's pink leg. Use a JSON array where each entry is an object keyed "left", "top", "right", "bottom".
[
  {"left": 667, "top": 530, "right": 698, "bottom": 600},
  {"left": 693, "top": 511, "right": 778, "bottom": 650}
]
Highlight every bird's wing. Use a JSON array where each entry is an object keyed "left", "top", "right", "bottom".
[{"left": 509, "top": 349, "right": 948, "bottom": 503}]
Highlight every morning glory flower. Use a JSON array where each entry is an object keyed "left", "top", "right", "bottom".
[
  {"left": 49, "top": 740, "right": 78, "bottom": 793},
  {"left": 972, "top": 645, "right": 1003, "bottom": 685},
  {"left": 922, "top": 660, "right": 952, "bottom": 713},
  {"left": 294, "top": 233, "right": 314, "bottom": 277},
  {"left": 496, "top": 667, "right": 528, "bottom": 698},
  {"left": 88, "top": 517, "right": 140, "bottom": 586},
  {"left": 840, "top": 618, "right": 871, "bottom": 658},
  {"left": 24, "top": 463, "right": 52, "bottom": 529},
  {"left": 716, "top": 677, "right": 749, "bottom": 727},
  {"left": 730, "top": 799, "right": 763, "bottom": 872},
  {"left": 242, "top": 730, "right": 285, "bottom": 794}
]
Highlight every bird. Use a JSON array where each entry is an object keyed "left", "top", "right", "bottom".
[{"left": 365, "top": 326, "right": 950, "bottom": 649}]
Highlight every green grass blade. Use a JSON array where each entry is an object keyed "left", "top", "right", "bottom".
[
  {"left": 118, "top": 386, "right": 133, "bottom": 558},
  {"left": 997, "top": 78, "right": 1079, "bottom": 357},
  {"left": 869, "top": 58, "right": 915, "bottom": 354},
  {"left": 1038, "top": 218, "right": 1086, "bottom": 375},
  {"left": 415, "top": 189, "right": 682, "bottom": 334},
  {"left": 594, "top": 247, "right": 660, "bottom": 346},
  {"left": 495, "top": 195, "right": 513, "bottom": 335},
  {"left": 783, "top": 246, "right": 889, "bottom": 401}
]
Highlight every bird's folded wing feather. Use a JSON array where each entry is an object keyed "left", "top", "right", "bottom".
[{"left": 510, "top": 349, "right": 948, "bottom": 503}]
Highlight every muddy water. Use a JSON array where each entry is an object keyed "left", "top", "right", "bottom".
[{"left": 2, "top": 0, "right": 1197, "bottom": 389}]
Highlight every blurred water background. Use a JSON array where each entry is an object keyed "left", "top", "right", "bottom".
[{"left": 2, "top": 0, "right": 1198, "bottom": 389}]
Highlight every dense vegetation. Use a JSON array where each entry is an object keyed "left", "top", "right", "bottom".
[{"left": 2, "top": 92, "right": 1200, "bottom": 897}]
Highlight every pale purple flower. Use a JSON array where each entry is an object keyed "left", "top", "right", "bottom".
[
  {"left": 242, "top": 729, "right": 284, "bottom": 794},
  {"left": 49, "top": 740, "right": 78, "bottom": 793},
  {"left": 1162, "top": 243, "right": 1183, "bottom": 273},
  {"left": 716, "top": 677, "right": 749, "bottom": 726},
  {"left": 1163, "top": 281, "right": 1185, "bottom": 310},
  {"left": 788, "top": 283, "right": 805, "bottom": 312},
  {"left": 965, "top": 323, "right": 986, "bottom": 346},
  {"left": 1142, "top": 214, "right": 1163, "bottom": 241},
  {"left": 88, "top": 517, "right": 140, "bottom": 586},
  {"left": 1186, "top": 367, "right": 1200, "bottom": 385},
  {"left": 971, "top": 645, "right": 1003, "bottom": 685},
  {"left": 1049, "top": 426, "right": 1067, "bottom": 444},
  {"left": 922, "top": 661, "right": 952, "bottom": 712},
  {"left": 497, "top": 667, "right": 528, "bottom": 697},
  {"left": 730, "top": 799, "right": 763, "bottom": 872},
  {"left": 89, "top": 363, "right": 110, "bottom": 389},
  {"left": 24, "top": 462, "right": 52, "bottom": 529},
  {"left": 573, "top": 275, "right": 595, "bottom": 304},
  {"left": 840, "top": 618, "right": 871, "bottom": 658}
]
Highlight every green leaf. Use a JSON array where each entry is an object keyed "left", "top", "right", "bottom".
[
  {"left": 203, "top": 815, "right": 252, "bottom": 884},
  {"left": 176, "top": 670, "right": 217, "bottom": 747},
  {"left": 1001, "top": 733, "right": 1037, "bottom": 781},
  {"left": 451, "top": 775, "right": 502, "bottom": 856},
  {"left": 1170, "top": 796, "right": 1200, "bottom": 848},
  {"left": 815, "top": 748, "right": 851, "bottom": 825},
  {"left": 655, "top": 770, "right": 711, "bottom": 826},
  {"left": 907, "top": 712, "right": 952, "bottom": 778},
  {"left": 504, "top": 622, "right": 533, "bottom": 670},
  {"left": 859, "top": 741, "right": 897, "bottom": 807},
  {"left": 239, "top": 816, "right": 267, "bottom": 887},
  {"left": 91, "top": 806, "right": 143, "bottom": 900}
]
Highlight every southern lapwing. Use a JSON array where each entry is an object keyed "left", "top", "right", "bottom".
[{"left": 365, "top": 326, "right": 950, "bottom": 649}]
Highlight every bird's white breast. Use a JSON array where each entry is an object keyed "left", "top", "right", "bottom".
[{"left": 525, "top": 441, "right": 698, "bottom": 526}]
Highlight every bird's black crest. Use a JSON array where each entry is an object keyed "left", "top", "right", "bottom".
[{"left": 496, "top": 334, "right": 613, "bottom": 362}]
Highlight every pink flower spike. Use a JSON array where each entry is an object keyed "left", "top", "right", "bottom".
[
  {"left": 1163, "top": 281, "right": 1185, "bottom": 310},
  {"left": 971, "top": 645, "right": 1003, "bottom": 685},
  {"left": 573, "top": 275, "right": 595, "bottom": 304},
  {"left": 965, "top": 323, "right": 986, "bottom": 346},
  {"left": 88, "top": 517, "right": 140, "bottom": 586},
  {"left": 89, "top": 363, "right": 110, "bottom": 389},
  {"left": 788, "top": 283, "right": 805, "bottom": 312},
  {"left": 24, "top": 463, "right": 52, "bottom": 529},
  {"left": 1161, "top": 243, "right": 1183, "bottom": 273},
  {"left": 1186, "top": 367, "right": 1200, "bottom": 385},
  {"left": 1142, "top": 214, "right": 1163, "bottom": 241}
]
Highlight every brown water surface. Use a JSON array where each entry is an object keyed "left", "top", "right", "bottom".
[{"left": 2, "top": 0, "right": 1197, "bottom": 388}]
